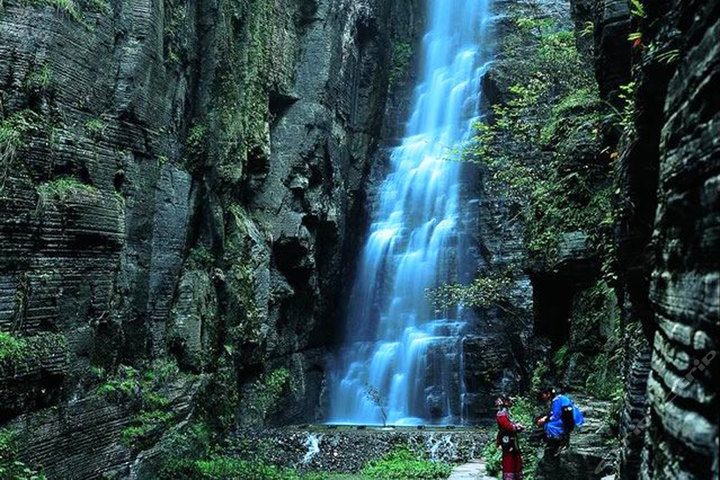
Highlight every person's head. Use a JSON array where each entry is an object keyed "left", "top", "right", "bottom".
[
  {"left": 495, "top": 395, "right": 514, "bottom": 408},
  {"left": 539, "top": 386, "right": 555, "bottom": 402}
]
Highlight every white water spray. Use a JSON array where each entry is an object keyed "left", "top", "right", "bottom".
[{"left": 302, "top": 433, "right": 322, "bottom": 465}]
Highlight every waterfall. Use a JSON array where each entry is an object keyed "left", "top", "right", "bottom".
[
  {"left": 427, "top": 434, "right": 459, "bottom": 462},
  {"left": 328, "top": 0, "right": 492, "bottom": 425},
  {"left": 302, "top": 433, "right": 322, "bottom": 465}
]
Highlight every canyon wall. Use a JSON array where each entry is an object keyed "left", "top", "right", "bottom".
[
  {"left": 473, "top": 0, "right": 719, "bottom": 478},
  {"left": 590, "top": 0, "right": 719, "bottom": 477},
  {"left": 0, "top": 0, "right": 717, "bottom": 478},
  {"left": 0, "top": 0, "right": 423, "bottom": 477}
]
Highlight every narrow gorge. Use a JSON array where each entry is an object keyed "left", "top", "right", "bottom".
[{"left": 0, "top": 0, "right": 717, "bottom": 479}]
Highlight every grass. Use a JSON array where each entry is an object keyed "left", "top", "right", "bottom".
[
  {"left": 360, "top": 447, "right": 452, "bottom": 480},
  {"left": 0, "top": 332, "right": 69, "bottom": 377},
  {"left": 0, "top": 331, "right": 67, "bottom": 371},
  {"left": 323, "top": 476, "right": 369, "bottom": 480},
  {"left": 121, "top": 410, "right": 174, "bottom": 448},
  {"left": 160, "top": 455, "right": 334, "bottom": 480}
]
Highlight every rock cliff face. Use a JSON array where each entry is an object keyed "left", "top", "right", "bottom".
[
  {"left": 0, "top": 0, "right": 423, "bottom": 477},
  {"left": 593, "top": 0, "right": 719, "bottom": 477},
  {"left": 628, "top": 1, "right": 719, "bottom": 478},
  {"left": 1, "top": 0, "right": 718, "bottom": 478},
  {"left": 475, "top": 0, "right": 718, "bottom": 477}
]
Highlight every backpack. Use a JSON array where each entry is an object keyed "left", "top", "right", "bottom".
[{"left": 561, "top": 404, "right": 575, "bottom": 433}]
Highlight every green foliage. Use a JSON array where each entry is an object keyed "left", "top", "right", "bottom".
[
  {"left": 121, "top": 410, "right": 174, "bottom": 449},
  {"left": 197, "top": 356, "right": 240, "bottom": 432},
  {"left": 360, "top": 447, "right": 452, "bottom": 480},
  {"left": 243, "top": 368, "right": 290, "bottom": 426},
  {"left": 0, "top": 429, "right": 46, "bottom": 480},
  {"left": 186, "top": 124, "right": 206, "bottom": 152},
  {"left": 0, "top": 332, "right": 27, "bottom": 365},
  {"left": 96, "top": 361, "right": 179, "bottom": 400},
  {"left": 428, "top": 267, "right": 517, "bottom": 314},
  {"left": 0, "top": 332, "right": 68, "bottom": 377},
  {"left": 160, "top": 454, "right": 327, "bottom": 480},
  {"left": 36, "top": 177, "right": 98, "bottom": 203},
  {"left": 24, "top": 64, "right": 53, "bottom": 92},
  {"left": 584, "top": 352, "right": 622, "bottom": 400},
  {"left": 184, "top": 123, "right": 208, "bottom": 171},
  {"left": 627, "top": 32, "right": 642, "bottom": 42},
  {"left": 30, "top": 0, "right": 83, "bottom": 22},
  {"left": 628, "top": 0, "right": 646, "bottom": 18},
  {"left": 463, "top": 10, "right": 610, "bottom": 268},
  {"left": 530, "top": 361, "right": 549, "bottom": 393},
  {"left": 84, "top": 0, "right": 109, "bottom": 14},
  {"left": 163, "top": 0, "right": 189, "bottom": 64},
  {"left": 480, "top": 438, "right": 502, "bottom": 476},
  {"left": 539, "top": 88, "right": 599, "bottom": 145},
  {"left": 389, "top": 41, "right": 414, "bottom": 89},
  {"left": 225, "top": 204, "right": 265, "bottom": 346},
  {"left": 552, "top": 343, "right": 569, "bottom": 368},
  {"left": 617, "top": 81, "right": 636, "bottom": 134},
  {"left": 579, "top": 21, "right": 594, "bottom": 37},
  {"left": 95, "top": 364, "right": 140, "bottom": 398},
  {"left": 655, "top": 48, "right": 680, "bottom": 65},
  {"left": 1, "top": 110, "right": 40, "bottom": 172},
  {"left": 96, "top": 360, "right": 182, "bottom": 449},
  {"left": 84, "top": 117, "right": 106, "bottom": 138},
  {"left": 186, "top": 246, "right": 215, "bottom": 270}
]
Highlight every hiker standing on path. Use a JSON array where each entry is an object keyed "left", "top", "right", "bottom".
[
  {"left": 495, "top": 396, "right": 524, "bottom": 480},
  {"left": 536, "top": 386, "right": 585, "bottom": 455}
]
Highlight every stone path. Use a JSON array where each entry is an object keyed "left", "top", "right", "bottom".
[{"left": 448, "top": 460, "right": 497, "bottom": 480}]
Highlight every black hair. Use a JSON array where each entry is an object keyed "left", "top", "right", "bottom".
[{"left": 539, "top": 385, "right": 555, "bottom": 395}]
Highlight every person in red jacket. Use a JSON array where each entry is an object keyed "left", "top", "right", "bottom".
[{"left": 495, "top": 396, "right": 525, "bottom": 480}]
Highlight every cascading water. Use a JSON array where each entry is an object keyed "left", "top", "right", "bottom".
[
  {"left": 328, "top": 0, "right": 492, "bottom": 425},
  {"left": 302, "top": 433, "right": 322, "bottom": 465}
]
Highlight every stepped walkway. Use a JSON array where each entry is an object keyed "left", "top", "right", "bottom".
[{"left": 448, "top": 460, "right": 496, "bottom": 480}]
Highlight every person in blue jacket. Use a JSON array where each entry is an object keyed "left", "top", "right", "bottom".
[{"left": 535, "top": 386, "right": 584, "bottom": 454}]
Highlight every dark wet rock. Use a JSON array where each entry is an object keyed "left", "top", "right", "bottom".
[
  {"left": 0, "top": 0, "right": 425, "bottom": 476},
  {"left": 230, "top": 427, "right": 492, "bottom": 472},
  {"left": 593, "top": 0, "right": 632, "bottom": 103},
  {"left": 592, "top": 0, "right": 720, "bottom": 477},
  {"left": 639, "top": 0, "right": 720, "bottom": 477}
]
